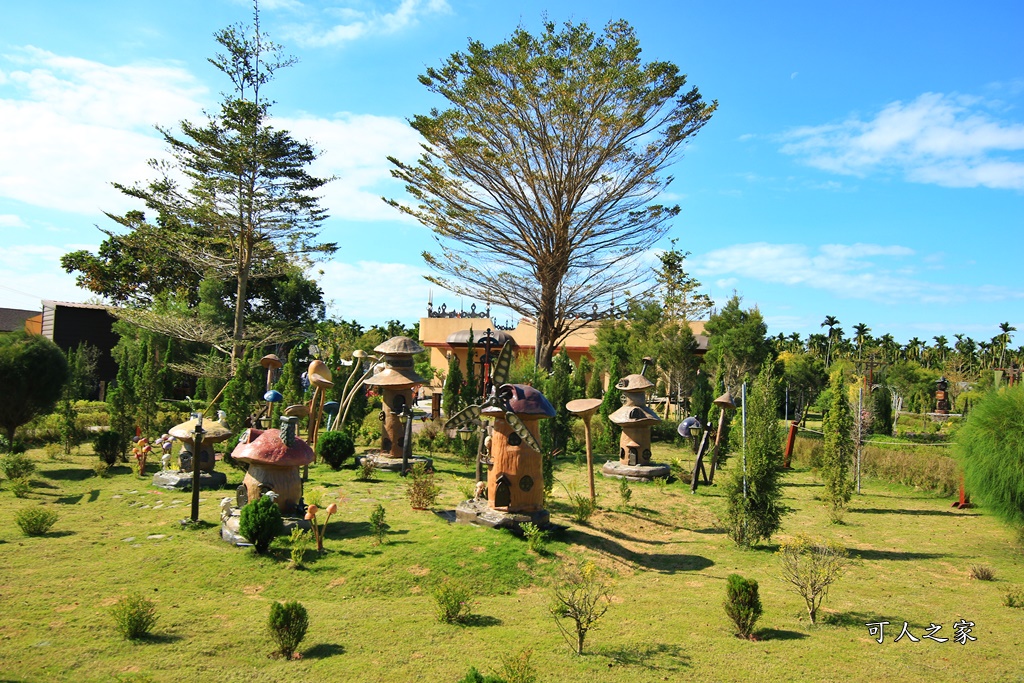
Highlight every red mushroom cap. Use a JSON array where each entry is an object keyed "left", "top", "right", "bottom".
[{"left": 230, "top": 428, "right": 315, "bottom": 467}]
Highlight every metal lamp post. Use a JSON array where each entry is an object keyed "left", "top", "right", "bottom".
[{"left": 190, "top": 412, "right": 205, "bottom": 523}]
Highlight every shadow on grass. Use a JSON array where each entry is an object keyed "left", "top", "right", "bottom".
[
  {"left": 597, "top": 642, "right": 690, "bottom": 670},
  {"left": 133, "top": 633, "right": 184, "bottom": 644},
  {"left": 45, "top": 468, "right": 94, "bottom": 481},
  {"left": 601, "top": 526, "right": 673, "bottom": 546},
  {"left": 42, "top": 530, "right": 76, "bottom": 538},
  {"left": 781, "top": 482, "right": 822, "bottom": 488},
  {"left": 847, "top": 548, "right": 947, "bottom": 561},
  {"left": 459, "top": 614, "right": 502, "bottom": 627},
  {"left": 304, "top": 643, "right": 346, "bottom": 659},
  {"left": 821, "top": 610, "right": 922, "bottom": 630},
  {"left": 690, "top": 527, "right": 727, "bottom": 535},
  {"left": 756, "top": 628, "right": 809, "bottom": 640},
  {"left": 852, "top": 507, "right": 980, "bottom": 517},
  {"left": 560, "top": 528, "right": 713, "bottom": 573}
]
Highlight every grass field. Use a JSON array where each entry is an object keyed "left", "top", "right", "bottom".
[{"left": 1, "top": 440, "right": 1022, "bottom": 683}]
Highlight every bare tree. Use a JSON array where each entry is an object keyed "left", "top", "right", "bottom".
[{"left": 387, "top": 20, "right": 715, "bottom": 369}]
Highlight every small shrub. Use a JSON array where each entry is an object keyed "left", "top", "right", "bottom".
[
  {"left": 356, "top": 456, "right": 377, "bottom": 481},
  {"left": 778, "top": 534, "right": 849, "bottom": 624},
  {"left": 618, "top": 477, "right": 633, "bottom": 509},
  {"left": 15, "top": 506, "right": 58, "bottom": 535},
  {"left": 564, "top": 483, "right": 596, "bottom": 524},
  {"left": 406, "top": 461, "right": 440, "bottom": 509},
  {"left": 453, "top": 474, "right": 476, "bottom": 501},
  {"left": 1003, "top": 586, "right": 1024, "bottom": 609},
  {"left": 238, "top": 495, "right": 284, "bottom": 554},
  {"left": 369, "top": 503, "right": 389, "bottom": 545},
  {"left": 550, "top": 561, "right": 610, "bottom": 655},
  {"left": 304, "top": 487, "right": 326, "bottom": 508},
  {"left": 458, "top": 668, "right": 506, "bottom": 683},
  {"left": 969, "top": 564, "right": 996, "bottom": 581},
  {"left": 724, "top": 574, "right": 763, "bottom": 638},
  {"left": 44, "top": 443, "right": 64, "bottom": 461},
  {"left": 433, "top": 579, "right": 473, "bottom": 624},
  {"left": 93, "top": 460, "right": 111, "bottom": 478},
  {"left": 10, "top": 476, "right": 31, "bottom": 498},
  {"left": 289, "top": 528, "right": 312, "bottom": 568},
  {"left": 94, "top": 430, "right": 122, "bottom": 466},
  {"left": 110, "top": 593, "right": 158, "bottom": 640},
  {"left": 521, "top": 522, "right": 547, "bottom": 553},
  {"left": 268, "top": 600, "right": 308, "bottom": 659},
  {"left": 669, "top": 458, "right": 692, "bottom": 484},
  {"left": 317, "top": 430, "right": 355, "bottom": 471},
  {"left": 0, "top": 451, "right": 35, "bottom": 480},
  {"left": 497, "top": 648, "right": 537, "bottom": 683},
  {"left": 358, "top": 411, "right": 383, "bottom": 446}
]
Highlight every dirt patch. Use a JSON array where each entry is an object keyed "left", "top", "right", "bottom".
[
  {"left": 407, "top": 565, "right": 431, "bottom": 576},
  {"left": 99, "top": 597, "right": 119, "bottom": 607},
  {"left": 472, "top": 546, "right": 486, "bottom": 553},
  {"left": 328, "top": 577, "right": 347, "bottom": 588},
  {"left": 242, "top": 584, "right": 265, "bottom": 596},
  {"left": 54, "top": 603, "right": 79, "bottom": 613}
]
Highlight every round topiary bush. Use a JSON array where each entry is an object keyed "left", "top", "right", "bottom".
[
  {"left": 316, "top": 430, "right": 355, "bottom": 471},
  {"left": 238, "top": 494, "right": 284, "bottom": 554},
  {"left": 15, "top": 506, "right": 58, "bottom": 536},
  {"left": 268, "top": 600, "right": 308, "bottom": 659}
]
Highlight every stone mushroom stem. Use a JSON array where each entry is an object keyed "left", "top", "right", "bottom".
[{"left": 241, "top": 465, "right": 304, "bottom": 513}]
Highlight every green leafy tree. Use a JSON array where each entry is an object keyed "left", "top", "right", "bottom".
[
  {"left": 723, "top": 359, "right": 788, "bottom": 546},
  {"left": 571, "top": 355, "right": 591, "bottom": 401},
  {"left": 63, "top": 8, "right": 334, "bottom": 368},
  {"left": 107, "top": 341, "right": 138, "bottom": 459},
  {"left": 956, "top": 385, "right": 1024, "bottom": 529},
  {"left": 0, "top": 332, "right": 70, "bottom": 446},
  {"left": 585, "top": 361, "right": 604, "bottom": 400},
  {"left": 822, "top": 372, "right": 855, "bottom": 521},
  {"left": 388, "top": 19, "right": 715, "bottom": 370},
  {"left": 462, "top": 329, "right": 477, "bottom": 406},
  {"left": 703, "top": 295, "right": 772, "bottom": 392},
  {"left": 223, "top": 346, "right": 262, "bottom": 432},
  {"left": 870, "top": 385, "right": 893, "bottom": 436}
]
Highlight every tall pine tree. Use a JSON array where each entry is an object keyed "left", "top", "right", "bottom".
[{"left": 822, "top": 372, "right": 855, "bottom": 522}]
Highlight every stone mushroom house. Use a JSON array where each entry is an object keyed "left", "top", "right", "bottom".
[
  {"left": 169, "top": 416, "right": 233, "bottom": 472},
  {"left": 231, "top": 417, "right": 315, "bottom": 513},
  {"left": 608, "top": 374, "right": 661, "bottom": 466},
  {"left": 363, "top": 336, "right": 426, "bottom": 458}
]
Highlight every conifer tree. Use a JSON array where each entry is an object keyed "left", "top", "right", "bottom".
[
  {"left": 822, "top": 372, "right": 855, "bottom": 521},
  {"left": 442, "top": 353, "right": 464, "bottom": 418},
  {"left": 723, "top": 359, "right": 788, "bottom": 546}
]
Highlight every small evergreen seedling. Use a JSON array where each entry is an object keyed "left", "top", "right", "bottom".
[
  {"left": 433, "top": 579, "right": 473, "bottom": 624},
  {"left": 369, "top": 503, "right": 389, "bottom": 545},
  {"left": 110, "top": 593, "right": 158, "bottom": 640},
  {"left": 268, "top": 600, "right": 308, "bottom": 659},
  {"left": 406, "top": 462, "right": 440, "bottom": 509},
  {"left": 15, "top": 506, "right": 58, "bottom": 536},
  {"left": 10, "top": 476, "right": 31, "bottom": 498},
  {"left": 238, "top": 494, "right": 284, "bottom": 554},
  {"left": 618, "top": 477, "right": 633, "bottom": 509},
  {"left": 521, "top": 522, "right": 547, "bottom": 553},
  {"left": 0, "top": 452, "right": 35, "bottom": 479},
  {"left": 724, "top": 574, "right": 762, "bottom": 639}
]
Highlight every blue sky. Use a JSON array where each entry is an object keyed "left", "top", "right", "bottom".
[{"left": 1, "top": 0, "right": 1021, "bottom": 344}]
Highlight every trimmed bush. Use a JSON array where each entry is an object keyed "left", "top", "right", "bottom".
[
  {"left": 317, "top": 430, "right": 355, "bottom": 471},
  {"left": 10, "top": 476, "right": 31, "bottom": 498},
  {"left": 238, "top": 494, "right": 284, "bottom": 554},
  {"left": 110, "top": 593, "right": 158, "bottom": 639},
  {"left": 369, "top": 503, "right": 389, "bottom": 545},
  {"left": 15, "top": 506, "right": 58, "bottom": 535},
  {"left": 458, "top": 668, "right": 507, "bottom": 683},
  {"left": 969, "top": 564, "right": 996, "bottom": 581},
  {"left": 268, "top": 600, "right": 308, "bottom": 659},
  {"left": 406, "top": 461, "right": 440, "bottom": 509},
  {"left": 724, "top": 574, "right": 762, "bottom": 638},
  {"left": 94, "top": 430, "right": 123, "bottom": 466},
  {"left": 433, "top": 579, "right": 473, "bottom": 624},
  {"left": 0, "top": 451, "right": 35, "bottom": 480}
]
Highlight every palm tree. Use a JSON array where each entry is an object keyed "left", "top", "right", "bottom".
[
  {"left": 932, "top": 335, "right": 949, "bottom": 367},
  {"left": 877, "top": 333, "right": 898, "bottom": 364},
  {"left": 905, "top": 337, "right": 923, "bottom": 362},
  {"left": 853, "top": 323, "right": 871, "bottom": 361},
  {"left": 821, "top": 316, "right": 840, "bottom": 366},
  {"left": 998, "top": 322, "right": 1016, "bottom": 368}
]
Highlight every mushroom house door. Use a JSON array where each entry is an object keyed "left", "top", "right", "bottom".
[{"left": 494, "top": 474, "right": 512, "bottom": 508}]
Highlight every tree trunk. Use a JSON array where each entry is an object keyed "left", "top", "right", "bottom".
[{"left": 232, "top": 246, "right": 252, "bottom": 373}]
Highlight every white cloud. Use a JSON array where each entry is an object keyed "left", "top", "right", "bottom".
[
  {"left": 0, "top": 214, "right": 27, "bottom": 228},
  {"left": 691, "top": 241, "right": 1024, "bottom": 305},
  {"left": 316, "top": 259, "right": 432, "bottom": 323},
  {"left": 277, "top": 111, "right": 424, "bottom": 222},
  {"left": 780, "top": 92, "right": 1024, "bottom": 190},
  {"left": 0, "top": 244, "right": 97, "bottom": 309},
  {"left": 285, "top": 0, "right": 451, "bottom": 48},
  {"left": 0, "top": 47, "right": 208, "bottom": 214}
]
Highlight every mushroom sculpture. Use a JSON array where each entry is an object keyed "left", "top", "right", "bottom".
[
  {"left": 363, "top": 336, "right": 426, "bottom": 459},
  {"left": 231, "top": 416, "right": 315, "bottom": 514},
  {"left": 601, "top": 374, "right": 670, "bottom": 481},
  {"left": 169, "top": 416, "right": 232, "bottom": 473},
  {"left": 481, "top": 384, "right": 556, "bottom": 514}
]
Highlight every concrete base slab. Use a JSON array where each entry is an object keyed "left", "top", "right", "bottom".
[
  {"left": 220, "top": 508, "right": 312, "bottom": 546},
  {"left": 356, "top": 453, "right": 433, "bottom": 473},
  {"left": 454, "top": 498, "right": 550, "bottom": 530},
  {"left": 153, "top": 470, "right": 228, "bottom": 491},
  {"left": 601, "top": 461, "right": 671, "bottom": 482}
]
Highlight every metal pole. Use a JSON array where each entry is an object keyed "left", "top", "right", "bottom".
[
  {"left": 785, "top": 385, "right": 789, "bottom": 422},
  {"left": 857, "top": 385, "right": 863, "bottom": 494},
  {"left": 401, "top": 404, "right": 414, "bottom": 476},
  {"left": 190, "top": 414, "right": 205, "bottom": 523},
  {"left": 583, "top": 415, "right": 595, "bottom": 503}
]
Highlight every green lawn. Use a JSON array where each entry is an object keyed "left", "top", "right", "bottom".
[{"left": 1, "top": 442, "right": 1022, "bottom": 682}]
